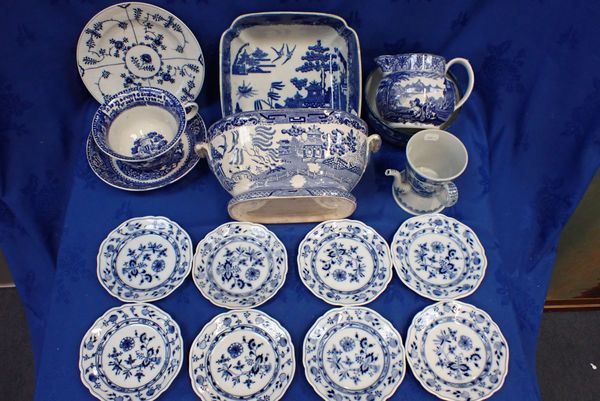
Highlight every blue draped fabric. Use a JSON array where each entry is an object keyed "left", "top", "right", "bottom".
[{"left": 0, "top": 0, "right": 598, "bottom": 400}]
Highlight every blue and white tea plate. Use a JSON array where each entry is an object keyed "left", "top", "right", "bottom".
[
  {"left": 391, "top": 214, "right": 487, "bottom": 301},
  {"left": 304, "top": 306, "right": 406, "bottom": 401},
  {"left": 193, "top": 222, "right": 287, "bottom": 308},
  {"left": 189, "top": 309, "right": 295, "bottom": 401},
  {"left": 80, "top": 303, "right": 183, "bottom": 401},
  {"left": 406, "top": 300, "right": 509, "bottom": 401},
  {"left": 77, "top": 2, "right": 205, "bottom": 103},
  {"left": 87, "top": 114, "right": 206, "bottom": 191},
  {"left": 97, "top": 216, "right": 192, "bottom": 302},
  {"left": 298, "top": 219, "right": 392, "bottom": 306},
  {"left": 220, "top": 12, "right": 361, "bottom": 116}
]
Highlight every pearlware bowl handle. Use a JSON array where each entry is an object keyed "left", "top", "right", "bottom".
[
  {"left": 183, "top": 102, "right": 199, "bottom": 120},
  {"left": 438, "top": 181, "right": 459, "bottom": 207},
  {"left": 368, "top": 134, "right": 382, "bottom": 153},
  {"left": 446, "top": 58, "right": 474, "bottom": 110},
  {"left": 195, "top": 142, "right": 210, "bottom": 159}
]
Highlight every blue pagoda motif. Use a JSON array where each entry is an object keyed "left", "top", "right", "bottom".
[{"left": 232, "top": 43, "right": 276, "bottom": 75}]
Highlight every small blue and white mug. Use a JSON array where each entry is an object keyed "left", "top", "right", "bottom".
[
  {"left": 386, "top": 129, "right": 468, "bottom": 208},
  {"left": 91, "top": 87, "right": 198, "bottom": 166}
]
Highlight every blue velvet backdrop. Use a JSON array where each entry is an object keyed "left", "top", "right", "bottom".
[{"left": 0, "top": 0, "right": 599, "bottom": 400}]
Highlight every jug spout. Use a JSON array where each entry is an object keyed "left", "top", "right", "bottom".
[{"left": 385, "top": 169, "right": 403, "bottom": 185}]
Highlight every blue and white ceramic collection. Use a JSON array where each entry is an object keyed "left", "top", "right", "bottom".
[
  {"left": 77, "top": 2, "right": 205, "bottom": 104},
  {"left": 391, "top": 214, "right": 487, "bottom": 301},
  {"left": 87, "top": 113, "right": 206, "bottom": 191},
  {"left": 189, "top": 309, "right": 295, "bottom": 401},
  {"left": 406, "top": 300, "right": 509, "bottom": 401},
  {"left": 298, "top": 219, "right": 392, "bottom": 306},
  {"left": 198, "top": 109, "right": 381, "bottom": 223},
  {"left": 220, "top": 12, "right": 361, "bottom": 116},
  {"left": 386, "top": 129, "right": 468, "bottom": 215},
  {"left": 304, "top": 306, "right": 406, "bottom": 401},
  {"left": 97, "top": 216, "right": 193, "bottom": 302},
  {"left": 79, "top": 303, "right": 183, "bottom": 401},
  {"left": 192, "top": 222, "right": 287, "bottom": 309},
  {"left": 375, "top": 53, "right": 474, "bottom": 129}
]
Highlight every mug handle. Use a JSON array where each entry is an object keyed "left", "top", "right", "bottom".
[
  {"left": 437, "top": 181, "right": 459, "bottom": 207},
  {"left": 445, "top": 58, "right": 474, "bottom": 110},
  {"left": 183, "top": 102, "right": 199, "bottom": 120}
]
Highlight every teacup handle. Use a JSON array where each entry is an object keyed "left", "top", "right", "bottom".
[
  {"left": 446, "top": 58, "right": 474, "bottom": 110},
  {"left": 437, "top": 181, "right": 459, "bottom": 207},
  {"left": 183, "top": 102, "right": 199, "bottom": 120}
]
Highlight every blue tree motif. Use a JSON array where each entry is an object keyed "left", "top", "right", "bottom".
[{"left": 296, "top": 40, "right": 340, "bottom": 91}]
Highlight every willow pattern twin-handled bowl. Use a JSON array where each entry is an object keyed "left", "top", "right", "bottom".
[{"left": 196, "top": 109, "right": 381, "bottom": 223}]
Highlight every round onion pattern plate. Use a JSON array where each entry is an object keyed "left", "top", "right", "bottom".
[
  {"left": 97, "top": 216, "right": 192, "bottom": 302},
  {"left": 391, "top": 214, "right": 487, "bottom": 301},
  {"left": 79, "top": 303, "right": 183, "bottom": 401},
  {"left": 77, "top": 2, "right": 205, "bottom": 103},
  {"left": 406, "top": 300, "right": 509, "bottom": 401},
  {"left": 193, "top": 222, "right": 287, "bottom": 308},
  {"left": 304, "top": 307, "right": 406, "bottom": 401},
  {"left": 298, "top": 219, "right": 392, "bottom": 306},
  {"left": 189, "top": 309, "right": 295, "bottom": 401}
]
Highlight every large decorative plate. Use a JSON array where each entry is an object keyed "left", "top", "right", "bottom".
[
  {"left": 298, "top": 219, "right": 392, "bottom": 306},
  {"left": 406, "top": 301, "right": 509, "bottom": 401},
  {"left": 87, "top": 114, "right": 206, "bottom": 191},
  {"left": 189, "top": 309, "right": 295, "bottom": 401},
  {"left": 304, "top": 307, "right": 406, "bottom": 401},
  {"left": 77, "top": 2, "right": 205, "bottom": 103},
  {"left": 193, "top": 222, "right": 287, "bottom": 308},
  {"left": 79, "top": 303, "right": 183, "bottom": 401},
  {"left": 391, "top": 214, "right": 487, "bottom": 301},
  {"left": 220, "top": 12, "right": 361, "bottom": 116},
  {"left": 97, "top": 216, "right": 192, "bottom": 302}
]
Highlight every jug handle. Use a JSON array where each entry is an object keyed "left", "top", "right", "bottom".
[{"left": 446, "top": 58, "right": 474, "bottom": 110}]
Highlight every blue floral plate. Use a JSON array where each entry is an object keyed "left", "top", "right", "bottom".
[
  {"left": 97, "top": 216, "right": 192, "bottom": 302},
  {"left": 189, "top": 309, "right": 295, "bottom": 401},
  {"left": 391, "top": 214, "right": 487, "bottom": 301},
  {"left": 298, "top": 219, "right": 392, "bottom": 306},
  {"left": 192, "top": 222, "right": 287, "bottom": 309},
  {"left": 304, "top": 306, "right": 406, "bottom": 401},
  {"left": 79, "top": 303, "right": 183, "bottom": 401},
  {"left": 220, "top": 12, "right": 361, "bottom": 116},
  {"left": 87, "top": 114, "right": 206, "bottom": 191},
  {"left": 77, "top": 2, "right": 205, "bottom": 103},
  {"left": 406, "top": 300, "right": 509, "bottom": 401}
]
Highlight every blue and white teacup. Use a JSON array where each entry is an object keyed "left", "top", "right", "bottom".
[
  {"left": 386, "top": 129, "right": 468, "bottom": 215},
  {"left": 91, "top": 87, "right": 198, "bottom": 168}
]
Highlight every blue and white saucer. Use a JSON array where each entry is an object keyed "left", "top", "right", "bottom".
[
  {"left": 87, "top": 114, "right": 206, "bottom": 191},
  {"left": 406, "top": 300, "right": 509, "bottom": 401},
  {"left": 189, "top": 309, "right": 295, "bottom": 401},
  {"left": 304, "top": 306, "right": 406, "bottom": 401},
  {"left": 193, "top": 222, "right": 287, "bottom": 308},
  {"left": 298, "top": 219, "right": 392, "bottom": 306},
  {"left": 80, "top": 303, "right": 183, "bottom": 401},
  {"left": 97, "top": 216, "right": 192, "bottom": 302},
  {"left": 391, "top": 214, "right": 487, "bottom": 301}
]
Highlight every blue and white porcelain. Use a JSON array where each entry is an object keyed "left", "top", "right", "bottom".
[
  {"left": 304, "top": 306, "right": 406, "bottom": 401},
  {"left": 391, "top": 214, "right": 487, "bottom": 301},
  {"left": 220, "top": 12, "right": 361, "bottom": 116},
  {"left": 77, "top": 2, "right": 205, "bottom": 104},
  {"left": 406, "top": 300, "right": 509, "bottom": 401},
  {"left": 386, "top": 129, "right": 468, "bottom": 215},
  {"left": 97, "top": 216, "right": 192, "bottom": 302},
  {"left": 298, "top": 219, "right": 392, "bottom": 306},
  {"left": 193, "top": 222, "right": 287, "bottom": 308},
  {"left": 375, "top": 54, "right": 474, "bottom": 129},
  {"left": 79, "top": 303, "right": 183, "bottom": 401},
  {"left": 189, "top": 309, "right": 295, "bottom": 401},
  {"left": 198, "top": 109, "right": 381, "bottom": 223},
  {"left": 365, "top": 68, "right": 461, "bottom": 147},
  {"left": 87, "top": 113, "right": 206, "bottom": 191},
  {"left": 92, "top": 87, "right": 198, "bottom": 164}
]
